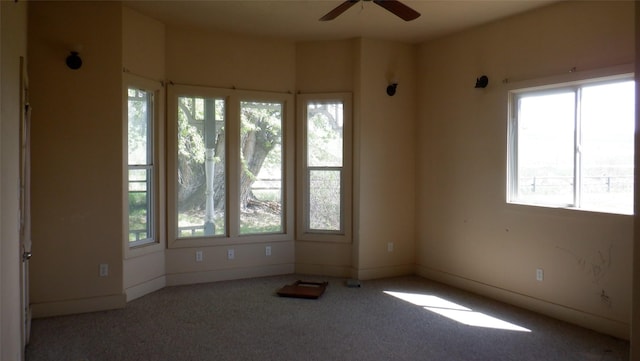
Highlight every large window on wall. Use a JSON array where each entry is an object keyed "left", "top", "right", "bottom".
[
  {"left": 126, "top": 77, "right": 163, "bottom": 248},
  {"left": 297, "top": 93, "right": 352, "bottom": 242},
  {"left": 168, "top": 85, "right": 293, "bottom": 245},
  {"left": 507, "top": 73, "right": 635, "bottom": 215},
  {"left": 239, "top": 101, "right": 285, "bottom": 234},
  {"left": 176, "top": 95, "right": 227, "bottom": 237}
]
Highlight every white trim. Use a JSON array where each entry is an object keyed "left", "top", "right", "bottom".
[
  {"left": 166, "top": 264, "right": 293, "bottom": 286},
  {"left": 503, "top": 63, "right": 634, "bottom": 93},
  {"left": 296, "top": 92, "right": 353, "bottom": 243},
  {"left": 125, "top": 275, "right": 166, "bottom": 302},
  {"left": 123, "top": 73, "right": 166, "bottom": 258},
  {"left": 506, "top": 68, "right": 635, "bottom": 215},
  {"left": 31, "top": 294, "right": 126, "bottom": 319},
  {"left": 355, "top": 264, "right": 414, "bottom": 281},
  {"left": 293, "top": 263, "right": 353, "bottom": 278}
]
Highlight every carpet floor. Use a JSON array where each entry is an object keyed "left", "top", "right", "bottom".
[{"left": 26, "top": 274, "right": 629, "bottom": 361}]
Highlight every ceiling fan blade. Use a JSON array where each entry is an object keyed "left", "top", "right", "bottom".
[
  {"left": 373, "top": 0, "right": 420, "bottom": 21},
  {"left": 320, "top": 0, "right": 360, "bottom": 21}
]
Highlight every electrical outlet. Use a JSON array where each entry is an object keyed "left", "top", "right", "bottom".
[
  {"left": 387, "top": 242, "right": 394, "bottom": 252},
  {"left": 536, "top": 268, "right": 544, "bottom": 282},
  {"left": 195, "top": 250, "right": 203, "bottom": 262},
  {"left": 265, "top": 246, "right": 272, "bottom": 256},
  {"left": 99, "top": 264, "right": 109, "bottom": 277},
  {"left": 227, "top": 249, "right": 235, "bottom": 260}
]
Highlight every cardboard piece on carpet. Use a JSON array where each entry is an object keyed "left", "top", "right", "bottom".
[{"left": 277, "top": 280, "right": 328, "bottom": 299}]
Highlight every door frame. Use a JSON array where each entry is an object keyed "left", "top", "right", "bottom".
[{"left": 19, "top": 55, "right": 31, "bottom": 348}]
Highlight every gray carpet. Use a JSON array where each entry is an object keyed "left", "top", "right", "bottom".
[{"left": 26, "top": 275, "right": 629, "bottom": 361}]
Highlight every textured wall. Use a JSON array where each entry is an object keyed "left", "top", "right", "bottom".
[
  {"left": 416, "top": 1, "right": 635, "bottom": 338},
  {"left": 28, "top": 1, "right": 125, "bottom": 316}
]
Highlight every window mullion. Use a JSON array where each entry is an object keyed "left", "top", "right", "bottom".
[
  {"left": 227, "top": 95, "right": 240, "bottom": 238},
  {"left": 507, "top": 95, "right": 520, "bottom": 202},
  {"left": 147, "top": 93, "right": 154, "bottom": 166},
  {"left": 573, "top": 87, "right": 582, "bottom": 208}
]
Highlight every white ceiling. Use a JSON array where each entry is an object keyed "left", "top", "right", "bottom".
[{"left": 124, "top": 0, "right": 557, "bottom": 44}]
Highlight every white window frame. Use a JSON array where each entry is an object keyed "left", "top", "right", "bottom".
[
  {"left": 123, "top": 74, "right": 165, "bottom": 253},
  {"left": 297, "top": 93, "right": 353, "bottom": 243},
  {"left": 167, "top": 84, "right": 294, "bottom": 248},
  {"left": 506, "top": 65, "right": 634, "bottom": 215}
]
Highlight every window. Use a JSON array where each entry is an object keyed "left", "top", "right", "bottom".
[
  {"left": 297, "top": 93, "right": 352, "bottom": 241},
  {"left": 507, "top": 75, "right": 635, "bottom": 214},
  {"left": 168, "top": 85, "right": 293, "bottom": 245},
  {"left": 127, "top": 85, "right": 157, "bottom": 247},
  {"left": 239, "top": 101, "right": 284, "bottom": 235},
  {"left": 176, "top": 95, "right": 227, "bottom": 237}
]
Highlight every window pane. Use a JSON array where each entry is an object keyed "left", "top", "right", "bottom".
[
  {"left": 177, "top": 96, "right": 226, "bottom": 237},
  {"left": 128, "top": 89, "right": 151, "bottom": 166},
  {"left": 239, "top": 101, "right": 284, "bottom": 234},
  {"left": 580, "top": 81, "right": 635, "bottom": 214},
  {"left": 307, "top": 102, "right": 343, "bottom": 167},
  {"left": 516, "top": 92, "right": 575, "bottom": 206},
  {"left": 128, "top": 87, "right": 153, "bottom": 245},
  {"left": 129, "top": 168, "right": 151, "bottom": 242},
  {"left": 309, "top": 169, "right": 341, "bottom": 231}
]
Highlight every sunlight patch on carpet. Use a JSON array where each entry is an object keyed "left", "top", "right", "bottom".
[{"left": 384, "top": 291, "right": 531, "bottom": 332}]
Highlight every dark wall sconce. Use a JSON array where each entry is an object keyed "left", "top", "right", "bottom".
[
  {"left": 475, "top": 75, "right": 489, "bottom": 89},
  {"left": 386, "top": 83, "right": 398, "bottom": 96},
  {"left": 66, "top": 51, "right": 82, "bottom": 70}
]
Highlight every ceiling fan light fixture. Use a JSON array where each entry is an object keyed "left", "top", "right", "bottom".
[{"left": 320, "top": 0, "right": 420, "bottom": 22}]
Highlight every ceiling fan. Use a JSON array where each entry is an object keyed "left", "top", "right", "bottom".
[{"left": 320, "top": 0, "right": 421, "bottom": 22}]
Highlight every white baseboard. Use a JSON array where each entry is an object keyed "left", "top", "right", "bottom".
[
  {"left": 294, "top": 263, "right": 353, "bottom": 278},
  {"left": 125, "top": 275, "right": 167, "bottom": 302},
  {"left": 31, "top": 293, "right": 126, "bottom": 319},
  {"left": 356, "top": 264, "right": 414, "bottom": 280},
  {"left": 416, "top": 265, "right": 630, "bottom": 340},
  {"left": 166, "top": 263, "right": 294, "bottom": 286}
]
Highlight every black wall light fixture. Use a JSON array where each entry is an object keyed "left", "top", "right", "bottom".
[
  {"left": 66, "top": 51, "right": 82, "bottom": 70},
  {"left": 475, "top": 75, "right": 489, "bottom": 89},
  {"left": 386, "top": 83, "right": 398, "bottom": 96}
]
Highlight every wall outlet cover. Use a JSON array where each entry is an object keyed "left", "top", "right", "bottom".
[{"left": 99, "top": 264, "right": 109, "bottom": 277}]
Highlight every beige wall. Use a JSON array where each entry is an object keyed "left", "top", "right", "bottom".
[
  {"left": 28, "top": 1, "right": 125, "bottom": 317},
  {"left": 166, "top": 26, "right": 296, "bottom": 93},
  {"left": 296, "top": 39, "right": 355, "bottom": 93},
  {"left": 355, "top": 38, "right": 416, "bottom": 280},
  {"left": 122, "top": 7, "right": 165, "bottom": 81},
  {"left": 1, "top": 1, "right": 27, "bottom": 359},
  {"left": 416, "top": 1, "right": 635, "bottom": 339}
]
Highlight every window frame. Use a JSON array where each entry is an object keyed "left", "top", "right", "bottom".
[
  {"left": 506, "top": 66, "right": 635, "bottom": 215},
  {"left": 123, "top": 74, "right": 165, "bottom": 254},
  {"left": 297, "top": 93, "right": 353, "bottom": 243},
  {"left": 167, "top": 84, "right": 294, "bottom": 248}
]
